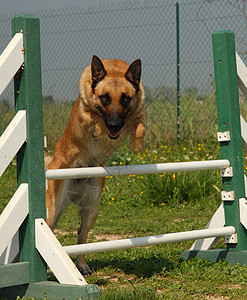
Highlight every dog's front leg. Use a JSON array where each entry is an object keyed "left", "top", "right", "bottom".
[
  {"left": 46, "top": 179, "right": 68, "bottom": 230},
  {"left": 92, "top": 115, "right": 107, "bottom": 138},
  {"left": 75, "top": 177, "right": 105, "bottom": 275},
  {"left": 129, "top": 113, "right": 146, "bottom": 153}
]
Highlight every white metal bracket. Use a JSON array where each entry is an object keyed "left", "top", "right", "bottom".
[
  {"left": 220, "top": 167, "right": 233, "bottom": 177},
  {"left": 217, "top": 131, "right": 230, "bottom": 142},
  {"left": 221, "top": 191, "right": 235, "bottom": 201},
  {"left": 225, "top": 233, "right": 238, "bottom": 244},
  {"left": 239, "top": 198, "right": 247, "bottom": 230}
]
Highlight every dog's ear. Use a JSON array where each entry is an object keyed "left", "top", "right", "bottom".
[
  {"left": 91, "top": 55, "right": 107, "bottom": 91},
  {"left": 125, "top": 59, "right": 141, "bottom": 91}
]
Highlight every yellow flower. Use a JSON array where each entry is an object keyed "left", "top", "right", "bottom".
[
  {"left": 112, "top": 197, "right": 115, "bottom": 200},
  {"left": 108, "top": 202, "right": 111, "bottom": 205}
]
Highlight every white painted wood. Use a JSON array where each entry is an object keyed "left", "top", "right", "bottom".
[
  {"left": 63, "top": 226, "right": 235, "bottom": 256},
  {"left": 239, "top": 198, "right": 247, "bottom": 230},
  {"left": 0, "top": 33, "right": 24, "bottom": 96},
  {"left": 244, "top": 175, "right": 247, "bottom": 199},
  {"left": 0, "top": 110, "right": 26, "bottom": 177},
  {"left": 0, "top": 184, "right": 28, "bottom": 256},
  {"left": 240, "top": 115, "right": 247, "bottom": 152},
  {"left": 35, "top": 218, "right": 87, "bottom": 286},
  {"left": 236, "top": 52, "right": 247, "bottom": 97},
  {"left": 0, "top": 231, "right": 19, "bottom": 265},
  {"left": 190, "top": 203, "right": 225, "bottom": 250},
  {"left": 46, "top": 159, "right": 230, "bottom": 180}
]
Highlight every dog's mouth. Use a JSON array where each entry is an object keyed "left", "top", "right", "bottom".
[{"left": 107, "top": 128, "right": 121, "bottom": 139}]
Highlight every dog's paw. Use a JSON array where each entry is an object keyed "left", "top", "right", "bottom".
[
  {"left": 129, "top": 122, "right": 145, "bottom": 154},
  {"left": 135, "top": 122, "right": 145, "bottom": 139},
  {"left": 129, "top": 137, "right": 144, "bottom": 154},
  {"left": 76, "top": 263, "right": 94, "bottom": 276},
  {"left": 92, "top": 119, "right": 107, "bottom": 139}
]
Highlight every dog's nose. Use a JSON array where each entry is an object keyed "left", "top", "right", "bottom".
[{"left": 108, "top": 121, "right": 121, "bottom": 131}]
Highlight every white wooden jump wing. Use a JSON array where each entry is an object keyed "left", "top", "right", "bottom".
[
  {"left": 0, "top": 110, "right": 26, "bottom": 177},
  {"left": 190, "top": 203, "right": 225, "bottom": 250},
  {"left": 0, "top": 33, "right": 24, "bottom": 96},
  {"left": 45, "top": 159, "right": 230, "bottom": 180},
  {"left": 0, "top": 184, "right": 28, "bottom": 257},
  {"left": 236, "top": 52, "right": 247, "bottom": 98},
  {"left": 240, "top": 115, "right": 247, "bottom": 153},
  {"left": 35, "top": 219, "right": 87, "bottom": 286},
  {"left": 0, "top": 231, "right": 19, "bottom": 265}
]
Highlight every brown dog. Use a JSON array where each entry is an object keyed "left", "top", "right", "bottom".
[{"left": 45, "top": 56, "right": 146, "bottom": 275}]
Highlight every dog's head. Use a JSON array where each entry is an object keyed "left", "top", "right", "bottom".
[{"left": 86, "top": 55, "right": 143, "bottom": 139}]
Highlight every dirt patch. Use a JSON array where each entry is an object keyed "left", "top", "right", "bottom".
[
  {"left": 89, "top": 233, "right": 127, "bottom": 241},
  {"left": 54, "top": 228, "right": 129, "bottom": 242},
  {"left": 54, "top": 228, "right": 77, "bottom": 235}
]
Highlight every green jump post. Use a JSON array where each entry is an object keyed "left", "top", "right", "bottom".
[
  {"left": 213, "top": 31, "right": 247, "bottom": 255},
  {"left": 181, "top": 30, "right": 247, "bottom": 264},
  {"left": 12, "top": 15, "right": 47, "bottom": 282}
]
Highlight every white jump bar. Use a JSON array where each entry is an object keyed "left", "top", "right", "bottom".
[
  {"left": 45, "top": 159, "right": 230, "bottom": 180},
  {"left": 63, "top": 226, "right": 235, "bottom": 256}
]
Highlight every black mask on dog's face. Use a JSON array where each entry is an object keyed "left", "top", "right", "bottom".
[{"left": 91, "top": 55, "right": 141, "bottom": 139}]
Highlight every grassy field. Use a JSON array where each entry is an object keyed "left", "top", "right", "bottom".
[
  {"left": 1, "top": 143, "right": 247, "bottom": 299},
  {"left": 1, "top": 92, "right": 247, "bottom": 299}
]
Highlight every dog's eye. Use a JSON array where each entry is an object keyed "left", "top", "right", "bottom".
[
  {"left": 99, "top": 94, "right": 111, "bottom": 107},
  {"left": 120, "top": 94, "right": 131, "bottom": 107}
]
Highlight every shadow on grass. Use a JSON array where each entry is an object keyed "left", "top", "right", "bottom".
[{"left": 88, "top": 253, "right": 176, "bottom": 279}]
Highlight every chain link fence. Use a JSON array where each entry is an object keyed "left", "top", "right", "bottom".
[{"left": 1, "top": 0, "right": 247, "bottom": 149}]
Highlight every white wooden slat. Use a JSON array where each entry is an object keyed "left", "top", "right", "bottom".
[
  {"left": 0, "top": 33, "right": 24, "bottom": 96},
  {"left": 236, "top": 52, "right": 247, "bottom": 98},
  {"left": 240, "top": 198, "right": 247, "bottom": 230},
  {"left": 35, "top": 219, "right": 87, "bottom": 286},
  {"left": 0, "top": 110, "right": 26, "bottom": 177},
  {"left": 0, "top": 231, "right": 19, "bottom": 265},
  {"left": 0, "top": 184, "right": 29, "bottom": 256},
  {"left": 244, "top": 174, "right": 247, "bottom": 199},
  {"left": 190, "top": 203, "right": 225, "bottom": 250},
  {"left": 240, "top": 115, "right": 247, "bottom": 152}
]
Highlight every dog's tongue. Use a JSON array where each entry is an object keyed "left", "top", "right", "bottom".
[{"left": 108, "top": 129, "right": 120, "bottom": 139}]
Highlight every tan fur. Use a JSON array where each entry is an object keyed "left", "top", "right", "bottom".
[{"left": 45, "top": 57, "right": 146, "bottom": 275}]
